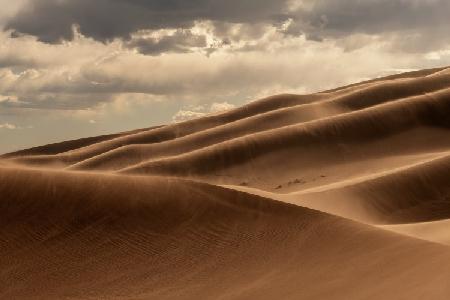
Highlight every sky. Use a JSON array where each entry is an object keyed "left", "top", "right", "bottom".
[{"left": 1, "top": 0, "right": 450, "bottom": 154}]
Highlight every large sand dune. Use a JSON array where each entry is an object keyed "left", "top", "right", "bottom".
[{"left": 2, "top": 67, "right": 450, "bottom": 299}]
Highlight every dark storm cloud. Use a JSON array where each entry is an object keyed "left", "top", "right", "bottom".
[
  {"left": 6, "top": 0, "right": 290, "bottom": 43},
  {"left": 287, "top": 0, "right": 450, "bottom": 39},
  {"left": 6, "top": 0, "right": 450, "bottom": 54},
  {"left": 127, "top": 30, "right": 208, "bottom": 55}
]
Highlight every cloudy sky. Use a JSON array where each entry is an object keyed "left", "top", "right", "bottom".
[{"left": 1, "top": 0, "right": 450, "bottom": 153}]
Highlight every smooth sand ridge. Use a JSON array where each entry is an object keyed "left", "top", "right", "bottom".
[
  {"left": 119, "top": 87, "right": 450, "bottom": 179},
  {"left": 68, "top": 99, "right": 346, "bottom": 171},
  {"left": 7, "top": 67, "right": 450, "bottom": 168},
  {"left": 323, "top": 66, "right": 448, "bottom": 93},
  {"left": 2, "top": 166, "right": 450, "bottom": 300},
  {"left": 0, "top": 126, "right": 161, "bottom": 158},
  {"left": 68, "top": 69, "right": 450, "bottom": 171},
  {"left": 3, "top": 93, "right": 325, "bottom": 165},
  {"left": 284, "top": 152, "right": 450, "bottom": 225},
  {"left": 381, "top": 219, "right": 450, "bottom": 246}
]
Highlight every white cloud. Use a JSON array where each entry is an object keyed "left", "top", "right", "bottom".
[
  {"left": 172, "top": 101, "right": 236, "bottom": 122},
  {"left": 1, "top": 24, "right": 449, "bottom": 115},
  {"left": 172, "top": 110, "right": 206, "bottom": 123},
  {"left": 210, "top": 102, "right": 236, "bottom": 113}
]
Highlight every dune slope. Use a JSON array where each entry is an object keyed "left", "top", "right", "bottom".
[{"left": 2, "top": 67, "right": 450, "bottom": 299}]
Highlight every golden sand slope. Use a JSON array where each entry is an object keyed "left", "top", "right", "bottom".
[{"left": 1, "top": 66, "right": 450, "bottom": 299}]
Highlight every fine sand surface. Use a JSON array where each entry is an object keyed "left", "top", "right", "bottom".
[{"left": 1, "top": 66, "right": 450, "bottom": 299}]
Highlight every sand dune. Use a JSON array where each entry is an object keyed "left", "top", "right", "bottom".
[
  {"left": 8, "top": 67, "right": 450, "bottom": 168},
  {"left": 2, "top": 166, "right": 450, "bottom": 299},
  {"left": 68, "top": 69, "right": 450, "bottom": 172},
  {"left": 2, "top": 67, "right": 450, "bottom": 299},
  {"left": 4, "top": 94, "right": 325, "bottom": 167},
  {"left": 118, "top": 88, "right": 450, "bottom": 181}
]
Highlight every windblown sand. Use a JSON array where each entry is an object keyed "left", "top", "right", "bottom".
[{"left": 1, "top": 67, "right": 450, "bottom": 299}]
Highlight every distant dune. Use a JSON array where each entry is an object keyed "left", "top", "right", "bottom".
[{"left": 2, "top": 66, "right": 450, "bottom": 299}]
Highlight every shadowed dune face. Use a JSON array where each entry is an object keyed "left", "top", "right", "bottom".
[
  {"left": 2, "top": 67, "right": 450, "bottom": 299},
  {"left": 118, "top": 90, "right": 450, "bottom": 182}
]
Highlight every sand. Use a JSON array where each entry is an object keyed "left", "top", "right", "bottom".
[{"left": 1, "top": 66, "right": 450, "bottom": 299}]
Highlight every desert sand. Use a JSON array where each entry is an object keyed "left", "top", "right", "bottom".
[{"left": 1, "top": 66, "right": 450, "bottom": 299}]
